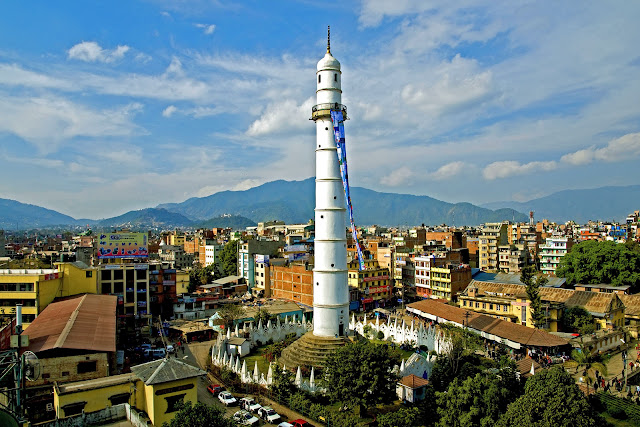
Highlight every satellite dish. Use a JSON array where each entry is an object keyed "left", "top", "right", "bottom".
[{"left": 23, "top": 351, "right": 41, "bottom": 382}]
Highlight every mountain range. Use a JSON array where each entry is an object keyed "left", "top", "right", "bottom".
[
  {"left": 481, "top": 185, "right": 640, "bottom": 224},
  {"left": 1, "top": 180, "right": 637, "bottom": 230}
]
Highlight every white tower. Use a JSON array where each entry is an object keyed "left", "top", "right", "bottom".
[{"left": 311, "top": 28, "right": 349, "bottom": 338}]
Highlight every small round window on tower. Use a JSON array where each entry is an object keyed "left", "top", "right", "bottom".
[{"left": 331, "top": 263, "right": 334, "bottom": 267}]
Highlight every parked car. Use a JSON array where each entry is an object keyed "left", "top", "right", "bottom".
[
  {"left": 144, "top": 348, "right": 166, "bottom": 359},
  {"left": 290, "top": 420, "right": 312, "bottom": 427},
  {"left": 218, "top": 391, "right": 237, "bottom": 406},
  {"left": 239, "top": 396, "right": 262, "bottom": 413},
  {"left": 258, "top": 406, "right": 281, "bottom": 424},
  {"left": 233, "top": 410, "right": 259, "bottom": 426},
  {"left": 277, "top": 423, "right": 294, "bottom": 427},
  {"left": 166, "top": 344, "right": 175, "bottom": 353},
  {"left": 207, "top": 384, "right": 222, "bottom": 395}
]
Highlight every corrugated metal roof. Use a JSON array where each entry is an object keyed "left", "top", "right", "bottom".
[
  {"left": 23, "top": 294, "right": 117, "bottom": 354},
  {"left": 130, "top": 357, "right": 205, "bottom": 385},
  {"left": 472, "top": 272, "right": 566, "bottom": 288}
]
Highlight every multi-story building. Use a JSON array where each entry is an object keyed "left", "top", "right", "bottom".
[
  {"left": 348, "top": 259, "right": 391, "bottom": 311},
  {"left": 539, "top": 236, "right": 574, "bottom": 276},
  {"left": 158, "top": 243, "right": 194, "bottom": 270},
  {"left": 201, "top": 240, "right": 223, "bottom": 269},
  {"left": 479, "top": 222, "right": 509, "bottom": 272},
  {"left": 270, "top": 262, "right": 313, "bottom": 306},
  {"left": 414, "top": 255, "right": 471, "bottom": 301},
  {"left": 238, "top": 239, "right": 283, "bottom": 289},
  {"left": 253, "top": 256, "right": 286, "bottom": 298},
  {"left": 0, "top": 262, "right": 96, "bottom": 327},
  {"left": 459, "top": 280, "right": 625, "bottom": 331},
  {"left": 498, "top": 244, "right": 529, "bottom": 273}
]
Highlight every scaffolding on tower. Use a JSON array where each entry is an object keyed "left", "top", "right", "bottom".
[{"left": 330, "top": 109, "right": 365, "bottom": 271}]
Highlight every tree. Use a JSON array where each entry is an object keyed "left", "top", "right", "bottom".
[
  {"left": 255, "top": 307, "right": 275, "bottom": 326},
  {"left": 520, "top": 265, "right": 548, "bottom": 328},
  {"left": 188, "top": 263, "right": 216, "bottom": 293},
  {"left": 429, "top": 325, "right": 481, "bottom": 391},
  {"left": 377, "top": 407, "right": 421, "bottom": 427},
  {"left": 555, "top": 240, "right": 640, "bottom": 292},
  {"left": 562, "top": 306, "right": 595, "bottom": 335},
  {"left": 565, "top": 344, "right": 607, "bottom": 395},
  {"left": 497, "top": 367, "right": 603, "bottom": 427},
  {"left": 436, "top": 372, "right": 520, "bottom": 427},
  {"left": 220, "top": 240, "right": 239, "bottom": 277},
  {"left": 216, "top": 303, "right": 245, "bottom": 330},
  {"left": 162, "top": 401, "right": 236, "bottom": 427},
  {"left": 324, "top": 340, "right": 400, "bottom": 409},
  {"left": 270, "top": 367, "right": 296, "bottom": 401}
]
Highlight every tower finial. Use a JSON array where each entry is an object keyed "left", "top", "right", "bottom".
[{"left": 327, "top": 26, "right": 331, "bottom": 54}]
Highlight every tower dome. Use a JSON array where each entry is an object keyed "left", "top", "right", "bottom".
[{"left": 317, "top": 52, "right": 340, "bottom": 71}]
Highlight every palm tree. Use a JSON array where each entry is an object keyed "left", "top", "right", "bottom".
[{"left": 565, "top": 344, "right": 607, "bottom": 395}]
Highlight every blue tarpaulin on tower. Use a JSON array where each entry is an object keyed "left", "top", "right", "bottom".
[{"left": 330, "top": 109, "right": 365, "bottom": 271}]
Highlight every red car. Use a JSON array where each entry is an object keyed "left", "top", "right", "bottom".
[
  {"left": 290, "top": 420, "right": 312, "bottom": 427},
  {"left": 207, "top": 384, "right": 222, "bottom": 395}
]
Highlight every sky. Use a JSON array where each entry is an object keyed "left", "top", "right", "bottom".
[{"left": 1, "top": 1, "right": 639, "bottom": 220}]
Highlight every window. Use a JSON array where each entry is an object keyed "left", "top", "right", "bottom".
[
  {"left": 165, "top": 394, "right": 185, "bottom": 413},
  {"left": 318, "top": 75, "right": 321, "bottom": 83},
  {"left": 77, "top": 361, "right": 97, "bottom": 374},
  {"left": 334, "top": 73, "right": 337, "bottom": 82},
  {"left": 85, "top": 271, "right": 92, "bottom": 278},
  {"left": 61, "top": 371, "right": 69, "bottom": 377}
]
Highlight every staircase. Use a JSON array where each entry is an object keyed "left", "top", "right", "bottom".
[{"left": 278, "top": 332, "right": 351, "bottom": 369}]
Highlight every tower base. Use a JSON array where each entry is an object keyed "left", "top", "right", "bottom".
[{"left": 279, "top": 331, "right": 351, "bottom": 369}]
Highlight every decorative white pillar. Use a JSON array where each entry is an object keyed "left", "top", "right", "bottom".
[{"left": 312, "top": 28, "right": 349, "bottom": 338}]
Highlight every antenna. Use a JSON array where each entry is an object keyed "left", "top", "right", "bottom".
[{"left": 22, "top": 351, "right": 41, "bottom": 382}]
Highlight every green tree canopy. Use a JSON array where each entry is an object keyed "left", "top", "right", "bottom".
[
  {"left": 377, "top": 406, "right": 421, "bottom": 427},
  {"left": 269, "top": 367, "right": 296, "bottom": 401},
  {"left": 429, "top": 325, "right": 482, "bottom": 391},
  {"left": 497, "top": 367, "right": 602, "bottom": 427},
  {"left": 520, "top": 265, "right": 548, "bottom": 329},
  {"left": 216, "top": 303, "right": 245, "bottom": 329},
  {"left": 562, "top": 306, "right": 595, "bottom": 335},
  {"left": 555, "top": 240, "right": 640, "bottom": 292},
  {"left": 220, "top": 240, "right": 239, "bottom": 277},
  {"left": 161, "top": 401, "right": 236, "bottom": 427},
  {"left": 436, "top": 372, "right": 520, "bottom": 427},
  {"left": 324, "top": 340, "right": 401, "bottom": 408}
]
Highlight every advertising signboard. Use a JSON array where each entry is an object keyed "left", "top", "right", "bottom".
[{"left": 98, "top": 232, "right": 148, "bottom": 259}]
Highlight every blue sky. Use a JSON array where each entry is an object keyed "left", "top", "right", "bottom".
[{"left": 1, "top": 1, "right": 639, "bottom": 219}]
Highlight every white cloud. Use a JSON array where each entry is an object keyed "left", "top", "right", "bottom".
[
  {"left": 0, "top": 63, "right": 74, "bottom": 90},
  {"left": 0, "top": 94, "right": 144, "bottom": 152},
  {"left": 246, "top": 97, "right": 314, "bottom": 136},
  {"left": 429, "top": 161, "right": 466, "bottom": 180},
  {"left": 380, "top": 167, "right": 414, "bottom": 186},
  {"left": 400, "top": 54, "right": 493, "bottom": 115},
  {"left": 195, "top": 23, "right": 216, "bottom": 35},
  {"left": 67, "top": 41, "right": 130, "bottom": 63},
  {"left": 482, "top": 160, "right": 557, "bottom": 180},
  {"left": 561, "top": 132, "right": 640, "bottom": 165},
  {"left": 162, "top": 105, "right": 177, "bottom": 117}
]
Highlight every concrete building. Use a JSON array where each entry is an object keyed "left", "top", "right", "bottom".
[
  {"left": 498, "top": 244, "right": 529, "bottom": 273},
  {"left": 271, "top": 263, "right": 314, "bottom": 306},
  {"left": 414, "top": 255, "right": 471, "bottom": 301},
  {"left": 238, "top": 239, "right": 283, "bottom": 289},
  {"left": 479, "top": 222, "right": 509, "bottom": 272},
  {"left": 539, "top": 236, "right": 574, "bottom": 276},
  {"left": 348, "top": 259, "right": 391, "bottom": 311}
]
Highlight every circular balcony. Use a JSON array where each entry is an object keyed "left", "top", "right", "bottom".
[{"left": 311, "top": 103, "right": 347, "bottom": 121}]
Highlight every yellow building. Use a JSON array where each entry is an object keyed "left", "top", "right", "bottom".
[
  {"left": 54, "top": 357, "right": 205, "bottom": 426},
  {"left": 0, "top": 262, "right": 96, "bottom": 327},
  {"left": 348, "top": 259, "right": 392, "bottom": 309},
  {"left": 176, "top": 270, "right": 190, "bottom": 295},
  {"left": 459, "top": 281, "right": 625, "bottom": 332},
  {"left": 479, "top": 223, "right": 509, "bottom": 272}
]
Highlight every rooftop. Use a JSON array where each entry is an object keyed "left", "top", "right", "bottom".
[
  {"left": 23, "top": 294, "right": 117, "bottom": 354},
  {"left": 398, "top": 374, "right": 429, "bottom": 389},
  {"left": 130, "top": 357, "right": 206, "bottom": 385},
  {"left": 471, "top": 271, "right": 566, "bottom": 288}
]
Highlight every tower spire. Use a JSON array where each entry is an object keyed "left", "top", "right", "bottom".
[{"left": 327, "top": 26, "right": 331, "bottom": 54}]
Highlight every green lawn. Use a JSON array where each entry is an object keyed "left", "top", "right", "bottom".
[{"left": 242, "top": 345, "right": 272, "bottom": 376}]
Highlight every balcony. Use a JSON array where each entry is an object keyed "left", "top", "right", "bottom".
[{"left": 311, "top": 103, "right": 347, "bottom": 120}]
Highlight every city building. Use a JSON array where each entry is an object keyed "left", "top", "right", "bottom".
[
  {"left": 479, "top": 222, "right": 509, "bottom": 272},
  {"left": 539, "top": 236, "right": 574, "bottom": 276},
  {"left": 348, "top": 259, "right": 391, "bottom": 311},
  {"left": 270, "top": 263, "right": 314, "bottom": 306},
  {"left": 414, "top": 255, "right": 471, "bottom": 301},
  {"left": 497, "top": 244, "right": 529, "bottom": 273},
  {"left": 238, "top": 239, "right": 283, "bottom": 289}
]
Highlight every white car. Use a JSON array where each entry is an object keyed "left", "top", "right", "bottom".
[
  {"left": 278, "top": 423, "right": 294, "bottom": 427},
  {"left": 233, "top": 410, "right": 259, "bottom": 426},
  {"left": 218, "top": 391, "right": 237, "bottom": 406},
  {"left": 258, "top": 406, "right": 281, "bottom": 424},
  {"left": 240, "top": 396, "right": 262, "bottom": 413}
]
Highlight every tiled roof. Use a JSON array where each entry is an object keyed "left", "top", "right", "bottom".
[
  {"left": 471, "top": 272, "right": 566, "bottom": 288},
  {"left": 398, "top": 374, "right": 429, "bottom": 388},
  {"left": 23, "top": 294, "right": 116, "bottom": 354},
  {"left": 407, "top": 299, "right": 569, "bottom": 348},
  {"left": 462, "top": 281, "right": 621, "bottom": 316},
  {"left": 620, "top": 294, "right": 640, "bottom": 317},
  {"left": 130, "top": 357, "right": 206, "bottom": 385}
]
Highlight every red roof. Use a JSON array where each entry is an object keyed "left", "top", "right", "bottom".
[
  {"left": 399, "top": 374, "right": 429, "bottom": 389},
  {"left": 23, "top": 294, "right": 117, "bottom": 354},
  {"left": 407, "top": 299, "right": 569, "bottom": 348}
]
